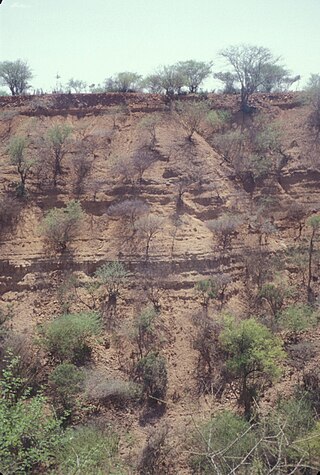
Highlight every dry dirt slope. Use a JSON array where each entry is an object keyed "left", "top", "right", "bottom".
[{"left": 0, "top": 92, "right": 320, "bottom": 473}]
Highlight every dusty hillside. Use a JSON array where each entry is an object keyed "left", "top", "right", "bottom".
[{"left": 1, "top": 92, "right": 320, "bottom": 473}]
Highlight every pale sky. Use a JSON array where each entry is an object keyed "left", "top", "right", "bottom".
[{"left": 0, "top": 0, "right": 319, "bottom": 92}]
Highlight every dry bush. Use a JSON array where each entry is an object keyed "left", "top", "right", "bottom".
[
  {"left": 0, "top": 195, "right": 21, "bottom": 236},
  {"left": 211, "top": 129, "right": 245, "bottom": 164},
  {"left": 307, "top": 74, "right": 320, "bottom": 138},
  {"left": 72, "top": 154, "right": 93, "bottom": 196},
  {"left": 192, "top": 312, "right": 227, "bottom": 396},
  {"left": 138, "top": 425, "right": 171, "bottom": 475},
  {"left": 135, "top": 352, "right": 168, "bottom": 402},
  {"left": 1, "top": 333, "right": 42, "bottom": 392},
  {"left": 110, "top": 155, "right": 137, "bottom": 186},
  {"left": 207, "top": 214, "right": 243, "bottom": 249},
  {"left": 132, "top": 147, "right": 157, "bottom": 183},
  {"left": 85, "top": 370, "right": 141, "bottom": 406},
  {"left": 303, "top": 366, "right": 320, "bottom": 415},
  {"left": 130, "top": 306, "right": 165, "bottom": 359},
  {"left": 110, "top": 148, "right": 157, "bottom": 187},
  {"left": 142, "top": 268, "right": 166, "bottom": 311},
  {"left": 137, "top": 114, "right": 162, "bottom": 150},
  {"left": 286, "top": 201, "right": 308, "bottom": 239},
  {"left": 108, "top": 199, "right": 149, "bottom": 238},
  {"left": 175, "top": 100, "right": 211, "bottom": 141}
]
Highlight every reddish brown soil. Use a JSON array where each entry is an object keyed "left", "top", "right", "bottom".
[{"left": 0, "top": 92, "right": 319, "bottom": 474}]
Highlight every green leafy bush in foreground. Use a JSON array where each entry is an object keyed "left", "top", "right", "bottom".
[
  {"left": 52, "top": 425, "right": 123, "bottom": 475},
  {"left": 0, "top": 356, "right": 61, "bottom": 475},
  {"left": 39, "top": 312, "right": 102, "bottom": 363}
]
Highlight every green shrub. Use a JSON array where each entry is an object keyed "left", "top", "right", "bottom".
[
  {"left": 39, "top": 312, "right": 102, "bottom": 363},
  {"left": 258, "top": 282, "right": 288, "bottom": 317},
  {"left": 49, "top": 363, "right": 84, "bottom": 409},
  {"left": 220, "top": 317, "right": 285, "bottom": 417},
  {"left": 263, "top": 396, "right": 315, "bottom": 467},
  {"left": 95, "top": 261, "right": 129, "bottom": 305},
  {"left": 190, "top": 399, "right": 316, "bottom": 474},
  {"left": 0, "top": 355, "right": 61, "bottom": 475},
  {"left": 136, "top": 352, "right": 167, "bottom": 402},
  {"left": 132, "top": 306, "right": 160, "bottom": 358},
  {"left": 279, "top": 304, "right": 318, "bottom": 334},
  {"left": 194, "top": 279, "right": 217, "bottom": 309},
  {"left": 41, "top": 200, "right": 84, "bottom": 251},
  {"left": 53, "top": 425, "right": 123, "bottom": 475},
  {"left": 190, "top": 410, "right": 257, "bottom": 474},
  {"left": 8, "top": 135, "right": 34, "bottom": 197}
]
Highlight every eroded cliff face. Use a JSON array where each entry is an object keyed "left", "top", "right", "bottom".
[{"left": 1, "top": 92, "right": 319, "bottom": 472}]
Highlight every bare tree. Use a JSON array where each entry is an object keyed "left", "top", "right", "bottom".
[
  {"left": 138, "top": 114, "right": 162, "bottom": 150},
  {"left": 207, "top": 214, "right": 243, "bottom": 249},
  {"left": 135, "top": 214, "right": 164, "bottom": 260},
  {"left": 132, "top": 148, "right": 157, "bottom": 184},
  {"left": 175, "top": 100, "right": 211, "bottom": 141},
  {"left": 72, "top": 133, "right": 95, "bottom": 196},
  {"left": 108, "top": 199, "right": 149, "bottom": 243}
]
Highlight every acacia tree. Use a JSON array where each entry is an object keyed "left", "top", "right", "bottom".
[
  {"left": 0, "top": 60, "right": 33, "bottom": 95},
  {"left": 8, "top": 136, "right": 34, "bottom": 196},
  {"left": 66, "top": 78, "right": 87, "bottom": 93},
  {"left": 144, "top": 65, "right": 185, "bottom": 95},
  {"left": 144, "top": 60, "right": 212, "bottom": 94},
  {"left": 258, "top": 63, "right": 300, "bottom": 92},
  {"left": 46, "top": 123, "right": 73, "bottom": 186},
  {"left": 41, "top": 200, "right": 84, "bottom": 252},
  {"left": 95, "top": 261, "right": 129, "bottom": 309},
  {"left": 207, "top": 214, "right": 242, "bottom": 249},
  {"left": 220, "top": 317, "right": 284, "bottom": 418},
  {"left": 138, "top": 114, "right": 162, "bottom": 150},
  {"left": 108, "top": 199, "right": 149, "bottom": 241},
  {"left": 176, "top": 60, "right": 212, "bottom": 93},
  {"left": 215, "top": 44, "right": 295, "bottom": 111},
  {"left": 105, "top": 72, "right": 142, "bottom": 92}
]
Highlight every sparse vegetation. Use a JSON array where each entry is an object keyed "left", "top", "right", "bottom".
[{"left": 2, "top": 56, "right": 320, "bottom": 474}]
